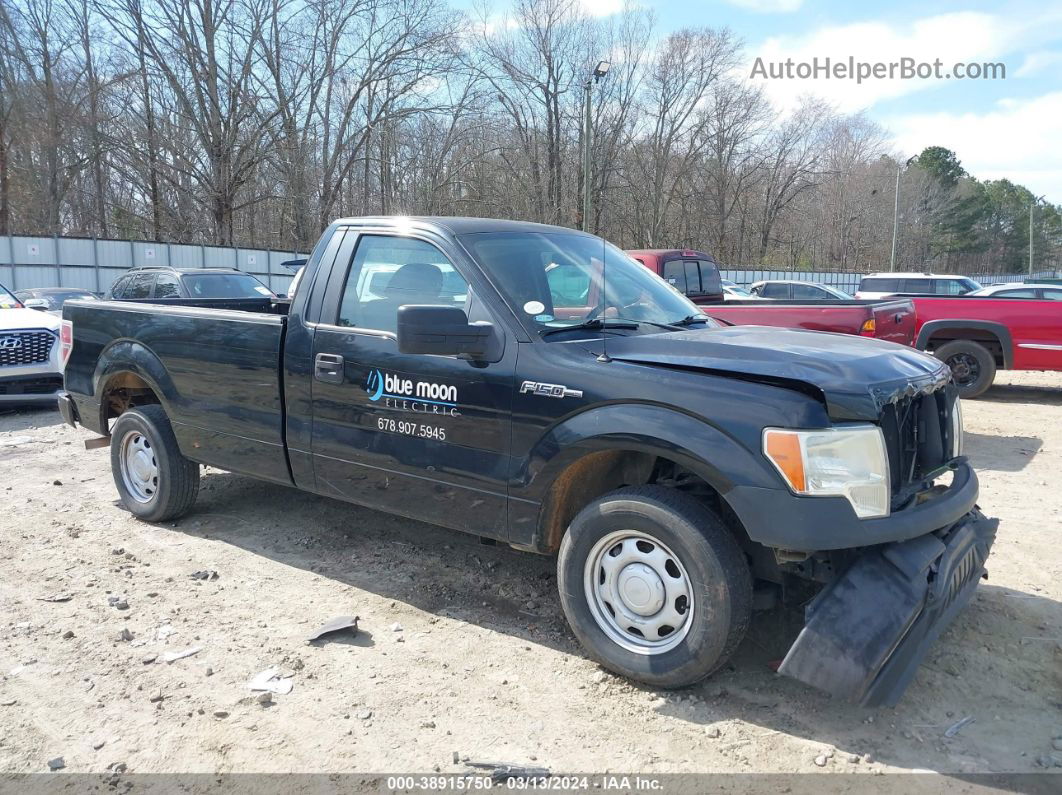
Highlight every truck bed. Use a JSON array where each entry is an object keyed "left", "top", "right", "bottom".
[
  {"left": 63, "top": 299, "right": 292, "bottom": 484},
  {"left": 704, "top": 298, "right": 916, "bottom": 346}
]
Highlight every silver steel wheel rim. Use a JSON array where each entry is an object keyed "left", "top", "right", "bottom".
[
  {"left": 119, "top": 430, "right": 159, "bottom": 503},
  {"left": 583, "top": 530, "right": 694, "bottom": 655}
]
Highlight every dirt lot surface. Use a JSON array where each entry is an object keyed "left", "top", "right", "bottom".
[{"left": 1, "top": 373, "right": 1060, "bottom": 778}]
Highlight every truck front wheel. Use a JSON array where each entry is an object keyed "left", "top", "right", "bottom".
[
  {"left": 934, "top": 339, "right": 996, "bottom": 398},
  {"left": 557, "top": 486, "right": 751, "bottom": 688},
  {"left": 110, "top": 405, "right": 200, "bottom": 522}
]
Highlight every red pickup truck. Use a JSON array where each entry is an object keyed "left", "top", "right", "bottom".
[
  {"left": 627, "top": 250, "right": 916, "bottom": 345},
  {"left": 705, "top": 299, "right": 916, "bottom": 347},
  {"left": 910, "top": 295, "right": 1062, "bottom": 397}
]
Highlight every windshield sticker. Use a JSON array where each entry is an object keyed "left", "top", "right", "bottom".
[
  {"left": 365, "top": 369, "right": 460, "bottom": 417},
  {"left": 534, "top": 314, "right": 554, "bottom": 323},
  {"left": 523, "top": 300, "right": 546, "bottom": 315}
]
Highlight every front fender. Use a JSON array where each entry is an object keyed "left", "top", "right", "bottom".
[{"left": 509, "top": 403, "right": 783, "bottom": 552}]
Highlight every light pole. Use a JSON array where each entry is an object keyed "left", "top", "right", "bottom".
[
  {"left": 889, "top": 155, "right": 917, "bottom": 272},
  {"left": 1029, "top": 194, "right": 1045, "bottom": 276},
  {"left": 582, "top": 60, "right": 610, "bottom": 232}
]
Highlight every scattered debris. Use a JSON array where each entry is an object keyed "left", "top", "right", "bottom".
[
  {"left": 213, "top": 711, "right": 230, "bottom": 719},
  {"left": 1, "top": 699, "right": 16, "bottom": 707},
  {"left": 160, "top": 646, "right": 202, "bottom": 663},
  {"left": 390, "top": 622, "right": 403, "bottom": 632},
  {"left": 464, "top": 761, "right": 552, "bottom": 783},
  {"left": 47, "top": 757, "right": 65, "bottom": 771},
  {"left": 813, "top": 754, "right": 828, "bottom": 767},
  {"left": 0, "top": 436, "right": 34, "bottom": 447},
  {"left": 421, "top": 720, "right": 436, "bottom": 729},
  {"left": 107, "top": 596, "right": 129, "bottom": 610},
  {"left": 307, "top": 615, "right": 360, "bottom": 642},
  {"left": 704, "top": 726, "right": 721, "bottom": 739},
  {"left": 257, "top": 691, "right": 273, "bottom": 706},
  {"left": 118, "top": 628, "right": 134, "bottom": 642},
  {"left": 149, "top": 690, "right": 164, "bottom": 703},
  {"left": 52, "top": 479, "right": 62, "bottom": 486},
  {"left": 38, "top": 593, "right": 73, "bottom": 603},
  {"left": 247, "top": 667, "right": 293, "bottom": 695},
  {"left": 141, "top": 654, "right": 157, "bottom": 665},
  {"left": 943, "top": 716, "right": 975, "bottom": 738},
  {"left": 357, "top": 709, "right": 373, "bottom": 720},
  {"left": 62, "top": 630, "right": 75, "bottom": 640},
  {"left": 190, "top": 570, "right": 219, "bottom": 581},
  {"left": 91, "top": 738, "right": 106, "bottom": 751}
]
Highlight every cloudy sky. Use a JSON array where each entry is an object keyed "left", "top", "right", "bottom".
[{"left": 564, "top": 0, "right": 1062, "bottom": 201}]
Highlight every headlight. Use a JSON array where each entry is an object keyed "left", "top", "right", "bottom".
[
  {"left": 951, "top": 398, "right": 964, "bottom": 457},
  {"left": 763, "top": 425, "right": 891, "bottom": 519}
]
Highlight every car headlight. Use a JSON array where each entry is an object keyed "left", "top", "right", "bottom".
[
  {"left": 763, "top": 425, "right": 890, "bottom": 519},
  {"left": 951, "top": 398, "right": 964, "bottom": 457}
]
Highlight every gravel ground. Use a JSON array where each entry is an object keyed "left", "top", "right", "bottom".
[{"left": 1, "top": 372, "right": 1060, "bottom": 776}]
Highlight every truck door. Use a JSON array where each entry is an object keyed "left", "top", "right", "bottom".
[{"left": 308, "top": 231, "right": 515, "bottom": 538}]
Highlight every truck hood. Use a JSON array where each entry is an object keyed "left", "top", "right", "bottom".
[
  {"left": 601, "top": 325, "right": 950, "bottom": 420},
  {"left": 0, "top": 308, "right": 61, "bottom": 332}
]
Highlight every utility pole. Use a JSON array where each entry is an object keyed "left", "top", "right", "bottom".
[
  {"left": 889, "top": 155, "right": 917, "bottom": 272},
  {"left": 1029, "top": 194, "right": 1045, "bottom": 276},
  {"left": 581, "top": 61, "right": 610, "bottom": 232}
]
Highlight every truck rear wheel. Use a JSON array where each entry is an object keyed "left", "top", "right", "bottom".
[
  {"left": 110, "top": 405, "right": 200, "bottom": 522},
  {"left": 557, "top": 486, "right": 751, "bottom": 688},
  {"left": 934, "top": 340, "right": 996, "bottom": 398}
]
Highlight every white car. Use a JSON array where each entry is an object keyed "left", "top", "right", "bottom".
[
  {"left": 1, "top": 282, "right": 68, "bottom": 406},
  {"left": 855, "top": 273, "right": 981, "bottom": 300},
  {"left": 967, "top": 283, "right": 1062, "bottom": 300}
]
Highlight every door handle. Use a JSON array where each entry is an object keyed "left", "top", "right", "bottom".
[{"left": 314, "top": 353, "right": 345, "bottom": 384}]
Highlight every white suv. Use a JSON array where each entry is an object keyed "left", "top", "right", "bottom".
[
  {"left": 1, "top": 282, "right": 68, "bottom": 406},
  {"left": 855, "top": 273, "right": 981, "bottom": 300}
]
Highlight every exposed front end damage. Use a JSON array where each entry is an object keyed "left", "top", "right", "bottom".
[{"left": 779, "top": 510, "right": 998, "bottom": 706}]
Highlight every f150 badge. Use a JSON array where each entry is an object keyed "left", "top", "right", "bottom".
[{"left": 520, "top": 380, "right": 583, "bottom": 399}]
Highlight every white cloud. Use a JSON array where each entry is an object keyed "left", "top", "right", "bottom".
[
  {"left": 887, "top": 92, "right": 1062, "bottom": 202},
  {"left": 748, "top": 11, "right": 1033, "bottom": 113},
  {"left": 1015, "top": 50, "right": 1062, "bottom": 77},
  {"left": 725, "top": 0, "right": 803, "bottom": 12}
]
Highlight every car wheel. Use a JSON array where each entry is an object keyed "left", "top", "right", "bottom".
[
  {"left": 934, "top": 340, "right": 996, "bottom": 399},
  {"left": 557, "top": 485, "right": 752, "bottom": 688},
  {"left": 110, "top": 405, "right": 200, "bottom": 522}
]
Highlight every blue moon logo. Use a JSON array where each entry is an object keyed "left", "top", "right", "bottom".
[{"left": 366, "top": 369, "right": 385, "bottom": 401}]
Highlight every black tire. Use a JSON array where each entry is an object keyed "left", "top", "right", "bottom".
[
  {"left": 557, "top": 485, "right": 752, "bottom": 689},
  {"left": 109, "top": 405, "right": 200, "bottom": 522},
  {"left": 934, "top": 339, "right": 996, "bottom": 398}
]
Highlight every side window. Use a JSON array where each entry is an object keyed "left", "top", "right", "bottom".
[
  {"left": 154, "top": 273, "right": 182, "bottom": 298},
  {"left": 110, "top": 276, "right": 132, "bottom": 298},
  {"left": 935, "top": 279, "right": 967, "bottom": 295},
  {"left": 792, "top": 283, "right": 824, "bottom": 299},
  {"left": 336, "top": 235, "right": 467, "bottom": 334},
  {"left": 762, "top": 283, "right": 789, "bottom": 298},
  {"left": 683, "top": 261, "right": 701, "bottom": 295},
  {"left": 698, "top": 260, "right": 722, "bottom": 295},
  {"left": 662, "top": 261, "right": 685, "bottom": 292},
  {"left": 996, "top": 288, "right": 1037, "bottom": 299},
  {"left": 125, "top": 273, "right": 155, "bottom": 299},
  {"left": 898, "top": 279, "right": 926, "bottom": 293},
  {"left": 546, "top": 262, "right": 591, "bottom": 307},
  {"left": 861, "top": 278, "right": 898, "bottom": 293},
  {"left": 1042, "top": 289, "right": 1062, "bottom": 301}
]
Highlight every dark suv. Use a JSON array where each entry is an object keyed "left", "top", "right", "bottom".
[{"left": 107, "top": 266, "right": 276, "bottom": 301}]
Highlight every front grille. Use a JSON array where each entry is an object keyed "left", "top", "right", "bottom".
[
  {"left": 0, "top": 330, "right": 56, "bottom": 367},
  {"left": 879, "top": 387, "right": 956, "bottom": 502}
]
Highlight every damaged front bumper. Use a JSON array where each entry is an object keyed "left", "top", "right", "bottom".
[{"left": 778, "top": 509, "right": 998, "bottom": 707}]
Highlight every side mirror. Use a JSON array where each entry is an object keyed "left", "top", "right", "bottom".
[
  {"left": 24, "top": 298, "right": 49, "bottom": 311},
  {"left": 397, "top": 305, "right": 493, "bottom": 357}
]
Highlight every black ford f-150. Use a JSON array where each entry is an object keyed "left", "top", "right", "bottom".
[{"left": 59, "top": 217, "right": 997, "bottom": 706}]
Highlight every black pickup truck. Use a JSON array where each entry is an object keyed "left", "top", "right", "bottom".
[{"left": 59, "top": 217, "right": 997, "bottom": 706}]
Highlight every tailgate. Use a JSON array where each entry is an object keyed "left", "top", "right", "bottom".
[{"left": 870, "top": 300, "right": 916, "bottom": 346}]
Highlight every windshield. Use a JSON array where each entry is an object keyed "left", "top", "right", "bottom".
[
  {"left": 460, "top": 231, "right": 713, "bottom": 335},
  {"left": 183, "top": 272, "right": 274, "bottom": 299},
  {"left": 26, "top": 290, "right": 96, "bottom": 310},
  {"left": 724, "top": 284, "right": 753, "bottom": 297},
  {"left": 0, "top": 283, "right": 19, "bottom": 308}
]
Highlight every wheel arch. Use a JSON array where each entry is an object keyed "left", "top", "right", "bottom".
[
  {"left": 916, "top": 320, "right": 1013, "bottom": 369},
  {"left": 91, "top": 339, "right": 177, "bottom": 432}
]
